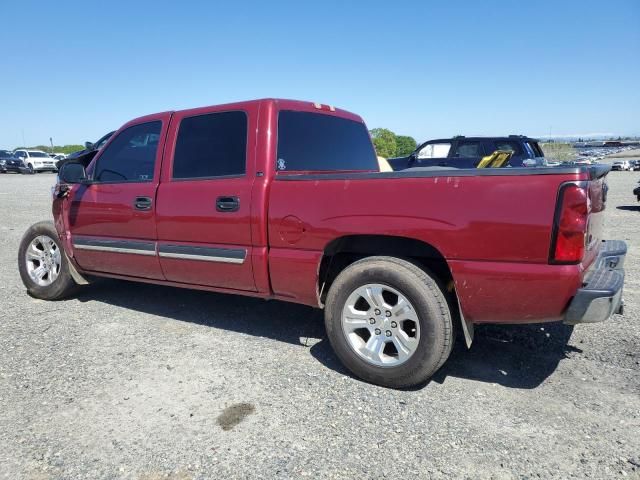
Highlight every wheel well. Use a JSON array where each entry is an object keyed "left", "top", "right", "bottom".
[{"left": 318, "top": 235, "right": 455, "bottom": 304}]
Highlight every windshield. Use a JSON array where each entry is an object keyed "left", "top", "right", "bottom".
[
  {"left": 0, "top": 150, "right": 15, "bottom": 158},
  {"left": 28, "top": 151, "right": 50, "bottom": 158}
]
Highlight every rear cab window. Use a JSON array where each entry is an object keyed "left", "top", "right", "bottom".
[{"left": 276, "top": 111, "right": 377, "bottom": 172}]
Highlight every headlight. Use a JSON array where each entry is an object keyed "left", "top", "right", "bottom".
[{"left": 0, "top": 160, "right": 6, "bottom": 166}]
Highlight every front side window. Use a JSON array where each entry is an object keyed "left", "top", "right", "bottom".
[
  {"left": 93, "top": 121, "right": 161, "bottom": 182},
  {"left": 173, "top": 111, "right": 247, "bottom": 179},
  {"left": 416, "top": 142, "right": 451, "bottom": 159},
  {"left": 276, "top": 111, "right": 377, "bottom": 172}
]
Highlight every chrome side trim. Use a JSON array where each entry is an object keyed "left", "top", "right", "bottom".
[
  {"left": 158, "top": 244, "right": 246, "bottom": 264},
  {"left": 73, "top": 244, "right": 157, "bottom": 256},
  {"left": 73, "top": 237, "right": 157, "bottom": 256},
  {"left": 158, "top": 252, "right": 245, "bottom": 264}
]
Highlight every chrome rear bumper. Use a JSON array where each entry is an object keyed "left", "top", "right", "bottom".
[{"left": 564, "top": 240, "right": 626, "bottom": 325}]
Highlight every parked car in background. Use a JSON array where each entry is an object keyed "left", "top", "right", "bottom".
[
  {"left": 0, "top": 150, "right": 25, "bottom": 173},
  {"left": 12, "top": 150, "right": 57, "bottom": 173},
  {"left": 611, "top": 161, "right": 631, "bottom": 171},
  {"left": 631, "top": 160, "right": 640, "bottom": 171},
  {"left": 58, "top": 131, "right": 115, "bottom": 169},
  {"left": 388, "top": 135, "right": 546, "bottom": 170}
]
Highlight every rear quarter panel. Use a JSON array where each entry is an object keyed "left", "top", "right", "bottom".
[{"left": 268, "top": 170, "right": 588, "bottom": 322}]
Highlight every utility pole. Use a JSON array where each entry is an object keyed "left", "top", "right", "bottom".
[{"left": 50, "top": 137, "right": 54, "bottom": 154}]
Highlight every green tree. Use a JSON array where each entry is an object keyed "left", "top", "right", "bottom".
[
  {"left": 369, "top": 128, "right": 397, "bottom": 158},
  {"left": 395, "top": 135, "right": 417, "bottom": 157}
]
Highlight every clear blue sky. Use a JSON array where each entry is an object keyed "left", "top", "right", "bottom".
[{"left": 1, "top": 0, "right": 638, "bottom": 148}]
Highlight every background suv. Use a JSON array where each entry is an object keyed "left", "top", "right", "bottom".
[
  {"left": 388, "top": 135, "right": 546, "bottom": 170},
  {"left": 13, "top": 150, "right": 57, "bottom": 173}
]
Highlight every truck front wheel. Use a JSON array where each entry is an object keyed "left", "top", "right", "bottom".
[
  {"left": 324, "top": 256, "right": 453, "bottom": 388},
  {"left": 18, "top": 221, "right": 78, "bottom": 300}
]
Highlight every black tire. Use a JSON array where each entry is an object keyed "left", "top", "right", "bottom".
[
  {"left": 324, "top": 256, "right": 453, "bottom": 388},
  {"left": 18, "top": 221, "right": 78, "bottom": 300},
  {"left": 27, "top": 163, "right": 34, "bottom": 174}
]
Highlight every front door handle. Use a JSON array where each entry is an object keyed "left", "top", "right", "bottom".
[
  {"left": 216, "top": 196, "right": 240, "bottom": 212},
  {"left": 134, "top": 196, "right": 152, "bottom": 211}
]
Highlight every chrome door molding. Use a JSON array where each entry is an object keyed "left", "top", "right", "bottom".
[
  {"left": 158, "top": 244, "right": 246, "bottom": 264},
  {"left": 73, "top": 237, "right": 156, "bottom": 256}
]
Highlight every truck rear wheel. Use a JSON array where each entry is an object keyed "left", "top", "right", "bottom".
[
  {"left": 324, "top": 256, "right": 453, "bottom": 388},
  {"left": 18, "top": 221, "right": 78, "bottom": 300}
]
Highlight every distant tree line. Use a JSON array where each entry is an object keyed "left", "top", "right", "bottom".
[
  {"left": 13, "top": 145, "right": 84, "bottom": 155},
  {"left": 369, "top": 128, "right": 417, "bottom": 158}
]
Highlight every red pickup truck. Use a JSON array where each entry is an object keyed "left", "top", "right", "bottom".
[{"left": 18, "top": 99, "right": 626, "bottom": 388}]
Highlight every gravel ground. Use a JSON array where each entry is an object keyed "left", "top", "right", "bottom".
[{"left": 0, "top": 166, "right": 638, "bottom": 479}]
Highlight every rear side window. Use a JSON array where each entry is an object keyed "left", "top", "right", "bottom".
[
  {"left": 173, "top": 111, "right": 247, "bottom": 179},
  {"left": 277, "top": 111, "right": 377, "bottom": 172},
  {"left": 526, "top": 141, "right": 544, "bottom": 157},
  {"left": 453, "top": 141, "right": 484, "bottom": 157},
  {"left": 493, "top": 141, "right": 520, "bottom": 153},
  {"left": 93, "top": 121, "right": 161, "bottom": 182}
]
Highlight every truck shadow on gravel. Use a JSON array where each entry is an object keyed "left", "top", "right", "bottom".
[
  {"left": 77, "top": 279, "right": 579, "bottom": 390},
  {"left": 429, "top": 323, "right": 579, "bottom": 389},
  {"left": 311, "top": 322, "right": 579, "bottom": 390}
]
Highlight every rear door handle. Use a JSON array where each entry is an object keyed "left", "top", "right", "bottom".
[
  {"left": 134, "top": 196, "right": 152, "bottom": 211},
  {"left": 216, "top": 196, "right": 240, "bottom": 212}
]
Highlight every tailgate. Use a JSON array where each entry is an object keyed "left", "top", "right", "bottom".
[{"left": 582, "top": 165, "right": 610, "bottom": 269}]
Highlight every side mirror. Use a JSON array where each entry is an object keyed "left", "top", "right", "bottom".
[
  {"left": 59, "top": 162, "right": 87, "bottom": 184},
  {"left": 84, "top": 141, "right": 94, "bottom": 149}
]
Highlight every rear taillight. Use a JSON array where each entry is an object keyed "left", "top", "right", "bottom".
[{"left": 550, "top": 183, "right": 589, "bottom": 264}]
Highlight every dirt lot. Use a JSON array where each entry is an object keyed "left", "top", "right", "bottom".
[{"left": 0, "top": 167, "right": 638, "bottom": 479}]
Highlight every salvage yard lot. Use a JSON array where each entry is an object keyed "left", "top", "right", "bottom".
[{"left": 0, "top": 168, "right": 639, "bottom": 479}]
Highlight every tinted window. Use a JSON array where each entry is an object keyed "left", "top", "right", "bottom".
[
  {"left": 93, "top": 121, "right": 161, "bottom": 182},
  {"left": 416, "top": 142, "right": 451, "bottom": 159},
  {"left": 277, "top": 111, "right": 377, "bottom": 172},
  {"left": 526, "top": 141, "right": 544, "bottom": 157},
  {"left": 453, "top": 141, "right": 483, "bottom": 157},
  {"left": 173, "top": 111, "right": 247, "bottom": 179},
  {"left": 28, "top": 151, "right": 50, "bottom": 158},
  {"left": 493, "top": 141, "right": 520, "bottom": 153}
]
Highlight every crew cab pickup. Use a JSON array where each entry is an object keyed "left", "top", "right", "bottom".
[
  {"left": 388, "top": 135, "right": 546, "bottom": 170},
  {"left": 18, "top": 99, "right": 626, "bottom": 388}
]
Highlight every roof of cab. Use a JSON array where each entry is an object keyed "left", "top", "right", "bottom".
[{"left": 123, "top": 98, "right": 364, "bottom": 128}]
